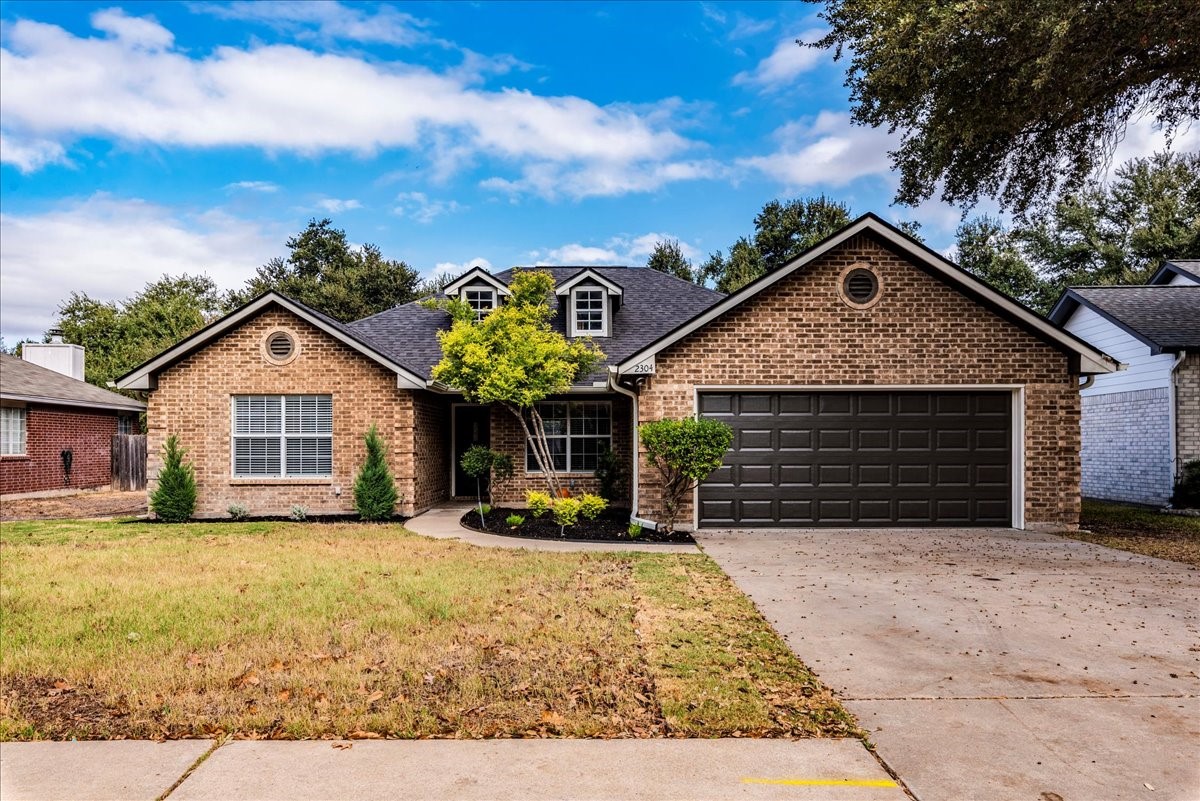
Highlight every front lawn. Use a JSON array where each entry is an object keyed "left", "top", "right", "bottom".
[
  {"left": 0, "top": 520, "right": 856, "bottom": 740},
  {"left": 1071, "top": 500, "right": 1200, "bottom": 567}
]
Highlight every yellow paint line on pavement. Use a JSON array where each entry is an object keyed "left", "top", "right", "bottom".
[{"left": 742, "top": 777, "right": 899, "bottom": 788}]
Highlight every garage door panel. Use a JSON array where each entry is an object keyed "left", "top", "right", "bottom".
[{"left": 698, "top": 390, "right": 1012, "bottom": 527}]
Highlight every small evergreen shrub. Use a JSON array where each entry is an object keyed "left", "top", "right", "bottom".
[
  {"left": 150, "top": 435, "right": 197, "bottom": 523},
  {"left": 627, "top": 521, "right": 644, "bottom": 538},
  {"left": 505, "top": 513, "right": 525, "bottom": 527},
  {"left": 1172, "top": 459, "right": 1200, "bottom": 508},
  {"left": 290, "top": 505, "right": 308, "bottom": 522},
  {"left": 227, "top": 504, "right": 249, "bottom": 521},
  {"left": 480, "top": 503, "right": 492, "bottom": 516},
  {"left": 354, "top": 425, "right": 398, "bottom": 520},
  {"left": 526, "top": 490, "right": 552, "bottom": 518},
  {"left": 552, "top": 497, "right": 581, "bottom": 527},
  {"left": 579, "top": 493, "right": 608, "bottom": 521}
]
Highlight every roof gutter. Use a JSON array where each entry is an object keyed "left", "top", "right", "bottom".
[{"left": 607, "top": 368, "right": 648, "bottom": 528}]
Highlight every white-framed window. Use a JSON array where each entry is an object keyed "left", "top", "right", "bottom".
[
  {"left": 464, "top": 288, "right": 497, "bottom": 320},
  {"left": 571, "top": 288, "right": 607, "bottom": 336},
  {"left": 526, "top": 401, "right": 612, "bottom": 473},
  {"left": 1, "top": 406, "right": 27, "bottom": 456},
  {"left": 232, "top": 395, "right": 332, "bottom": 478}
]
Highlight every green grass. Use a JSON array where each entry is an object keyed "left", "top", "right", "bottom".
[
  {"left": 1070, "top": 500, "right": 1200, "bottom": 567},
  {"left": 0, "top": 519, "right": 857, "bottom": 741}
]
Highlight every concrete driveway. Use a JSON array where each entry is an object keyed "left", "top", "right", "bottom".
[{"left": 697, "top": 527, "right": 1200, "bottom": 801}]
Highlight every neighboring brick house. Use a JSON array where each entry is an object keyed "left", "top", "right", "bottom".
[
  {"left": 118, "top": 215, "right": 1118, "bottom": 528},
  {"left": 1049, "top": 262, "right": 1200, "bottom": 506},
  {"left": 1, "top": 352, "right": 145, "bottom": 496}
]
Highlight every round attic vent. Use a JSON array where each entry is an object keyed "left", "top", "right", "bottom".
[
  {"left": 265, "top": 331, "right": 295, "bottom": 361},
  {"left": 843, "top": 268, "right": 879, "bottom": 304}
]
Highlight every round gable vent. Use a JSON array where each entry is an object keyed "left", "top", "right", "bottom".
[
  {"left": 844, "top": 269, "right": 878, "bottom": 303},
  {"left": 265, "top": 331, "right": 295, "bottom": 363}
]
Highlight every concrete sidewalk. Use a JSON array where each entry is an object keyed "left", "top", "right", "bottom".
[
  {"left": 405, "top": 504, "right": 700, "bottom": 553},
  {"left": 0, "top": 738, "right": 905, "bottom": 801}
]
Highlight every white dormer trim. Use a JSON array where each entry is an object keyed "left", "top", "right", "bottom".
[
  {"left": 462, "top": 287, "right": 497, "bottom": 320},
  {"left": 555, "top": 268, "right": 623, "bottom": 297},
  {"left": 443, "top": 267, "right": 511, "bottom": 298},
  {"left": 570, "top": 286, "right": 609, "bottom": 337}
]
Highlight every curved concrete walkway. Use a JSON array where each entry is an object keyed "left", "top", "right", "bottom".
[{"left": 405, "top": 504, "right": 699, "bottom": 553}]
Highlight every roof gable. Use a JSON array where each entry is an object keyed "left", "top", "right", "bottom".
[
  {"left": 442, "top": 267, "right": 511, "bottom": 298},
  {"left": 617, "top": 214, "right": 1118, "bottom": 376},
  {"left": 1148, "top": 260, "right": 1200, "bottom": 286},
  {"left": 1049, "top": 286, "right": 1200, "bottom": 353},
  {"left": 554, "top": 268, "right": 624, "bottom": 296},
  {"left": 115, "top": 292, "right": 427, "bottom": 390}
]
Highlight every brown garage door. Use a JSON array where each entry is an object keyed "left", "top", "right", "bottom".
[{"left": 697, "top": 391, "right": 1012, "bottom": 527}]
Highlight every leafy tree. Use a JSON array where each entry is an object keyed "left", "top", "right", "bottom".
[
  {"left": 428, "top": 270, "right": 603, "bottom": 497},
  {"left": 459, "top": 445, "right": 512, "bottom": 510},
  {"left": 702, "top": 237, "right": 766, "bottom": 294},
  {"left": 810, "top": 0, "right": 1200, "bottom": 212},
  {"left": 231, "top": 218, "right": 422, "bottom": 321},
  {"left": 755, "top": 196, "right": 852, "bottom": 272},
  {"left": 639, "top": 418, "right": 734, "bottom": 532},
  {"left": 150, "top": 435, "right": 198, "bottom": 522},
  {"left": 646, "top": 239, "right": 696, "bottom": 282},
  {"left": 954, "top": 217, "right": 1048, "bottom": 308},
  {"left": 57, "top": 274, "right": 225, "bottom": 390},
  {"left": 353, "top": 425, "right": 398, "bottom": 521}
]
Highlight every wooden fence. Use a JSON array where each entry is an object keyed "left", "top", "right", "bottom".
[{"left": 112, "top": 434, "right": 147, "bottom": 491}]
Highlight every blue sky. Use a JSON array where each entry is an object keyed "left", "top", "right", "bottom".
[{"left": 1, "top": 1, "right": 1187, "bottom": 344}]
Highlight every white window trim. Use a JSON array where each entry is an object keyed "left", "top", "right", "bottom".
[
  {"left": 230, "top": 395, "right": 333, "bottom": 479},
  {"left": 464, "top": 288, "right": 497, "bottom": 320},
  {"left": 571, "top": 287, "right": 608, "bottom": 337},
  {"left": 525, "top": 401, "right": 613, "bottom": 474},
  {"left": 1, "top": 406, "right": 28, "bottom": 456}
]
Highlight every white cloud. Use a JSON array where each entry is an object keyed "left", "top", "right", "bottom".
[
  {"left": 91, "top": 7, "right": 175, "bottom": 50},
  {"left": 225, "top": 180, "right": 278, "bottom": 192},
  {"left": 729, "top": 14, "right": 775, "bottom": 40},
  {"left": 314, "top": 197, "right": 362, "bottom": 213},
  {"left": 1109, "top": 114, "right": 1200, "bottom": 171},
  {"left": 733, "top": 30, "right": 826, "bottom": 90},
  {"left": 193, "top": 1, "right": 436, "bottom": 48},
  {"left": 393, "top": 191, "right": 462, "bottom": 224},
  {"left": 0, "top": 14, "right": 707, "bottom": 199},
  {"left": 533, "top": 232, "right": 702, "bottom": 266},
  {"left": 0, "top": 194, "right": 280, "bottom": 343},
  {"left": 738, "top": 111, "right": 896, "bottom": 189},
  {"left": 428, "top": 257, "right": 491, "bottom": 280},
  {"left": 0, "top": 132, "right": 69, "bottom": 172}
]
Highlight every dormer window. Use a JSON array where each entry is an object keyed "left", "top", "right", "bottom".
[
  {"left": 572, "top": 288, "right": 607, "bottom": 336},
  {"left": 464, "top": 288, "right": 496, "bottom": 320}
]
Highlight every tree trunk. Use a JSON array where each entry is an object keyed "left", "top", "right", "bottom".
[{"left": 504, "top": 403, "right": 562, "bottom": 497}]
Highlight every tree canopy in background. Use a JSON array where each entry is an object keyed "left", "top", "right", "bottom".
[
  {"left": 811, "top": 0, "right": 1200, "bottom": 213},
  {"left": 954, "top": 153, "right": 1200, "bottom": 312},
  {"left": 646, "top": 239, "right": 696, "bottom": 283},
  {"left": 228, "top": 218, "right": 425, "bottom": 321},
  {"left": 56, "top": 274, "right": 225, "bottom": 390}
]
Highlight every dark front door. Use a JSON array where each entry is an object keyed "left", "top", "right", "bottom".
[
  {"left": 453, "top": 405, "right": 491, "bottom": 498},
  {"left": 697, "top": 391, "right": 1012, "bottom": 527}
]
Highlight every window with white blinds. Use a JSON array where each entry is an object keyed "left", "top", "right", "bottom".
[
  {"left": 232, "top": 395, "right": 332, "bottom": 477},
  {"left": 1, "top": 407, "right": 27, "bottom": 456}
]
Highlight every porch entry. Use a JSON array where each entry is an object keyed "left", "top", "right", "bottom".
[{"left": 452, "top": 405, "right": 491, "bottom": 498}]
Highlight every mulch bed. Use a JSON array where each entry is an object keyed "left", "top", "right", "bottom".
[
  {"left": 460, "top": 506, "right": 694, "bottom": 543},
  {"left": 141, "top": 514, "right": 409, "bottom": 524}
]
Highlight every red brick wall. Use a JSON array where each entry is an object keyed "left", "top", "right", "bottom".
[
  {"left": 0, "top": 405, "right": 127, "bottom": 495},
  {"left": 147, "top": 306, "right": 435, "bottom": 518},
  {"left": 636, "top": 233, "right": 1081, "bottom": 529},
  {"left": 413, "top": 392, "right": 451, "bottom": 512},
  {"left": 487, "top": 395, "right": 633, "bottom": 505}
]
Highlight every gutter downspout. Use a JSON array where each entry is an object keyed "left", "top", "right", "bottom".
[
  {"left": 1169, "top": 351, "right": 1188, "bottom": 490},
  {"left": 607, "top": 369, "right": 642, "bottom": 524}
]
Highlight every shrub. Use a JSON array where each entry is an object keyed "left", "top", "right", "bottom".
[
  {"left": 627, "top": 521, "right": 644, "bottom": 538},
  {"left": 479, "top": 503, "right": 492, "bottom": 516},
  {"left": 505, "top": 513, "right": 525, "bottom": 527},
  {"left": 460, "top": 446, "right": 514, "bottom": 506},
  {"left": 150, "top": 435, "right": 197, "bottom": 523},
  {"left": 639, "top": 418, "right": 734, "bottom": 532},
  {"left": 354, "top": 424, "right": 398, "bottom": 521},
  {"left": 579, "top": 493, "right": 608, "bottom": 521},
  {"left": 290, "top": 505, "right": 308, "bottom": 522},
  {"left": 227, "top": 504, "right": 249, "bottom": 521},
  {"left": 1172, "top": 459, "right": 1200, "bottom": 508},
  {"left": 552, "top": 497, "right": 581, "bottom": 527},
  {"left": 527, "top": 490, "right": 552, "bottom": 518},
  {"left": 594, "top": 446, "right": 625, "bottom": 501}
]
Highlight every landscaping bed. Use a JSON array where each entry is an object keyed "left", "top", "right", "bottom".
[
  {"left": 460, "top": 506, "right": 694, "bottom": 544},
  {"left": 1071, "top": 499, "right": 1200, "bottom": 567},
  {"left": 0, "top": 519, "right": 854, "bottom": 740}
]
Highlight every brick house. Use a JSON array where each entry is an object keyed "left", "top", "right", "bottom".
[
  {"left": 1049, "top": 261, "right": 1199, "bottom": 506},
  {"left": 117, "top": 215, "right": 1117, "bottom": 528},
  {"left": 1, "top": 352, "right": 145, "bottom": 496}
]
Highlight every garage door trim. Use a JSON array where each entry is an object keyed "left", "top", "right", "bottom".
[{"left": 692, "top": 384, "right": 1026, "bottom": 530}]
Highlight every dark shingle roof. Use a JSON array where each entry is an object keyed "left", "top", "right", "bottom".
[
  {"left": 0, "top": 354, "right": 145, "bottom": 411},
  {"left": 347, "top": 267, "right": 725, "bottom": 381},
  {"left": 1068, "top": 286, "right": 1200, "bottom": 350},
  {"left": 1167, "top": 260, "right": 1200, "bottom": 280}
]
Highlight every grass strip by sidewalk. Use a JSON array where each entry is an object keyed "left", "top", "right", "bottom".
[
  {"left": 1068, "top": 500, "right": 1200, "bottom": 567},
  {"left": 0, "top": 519, "right": 857, "bottom": 741}
]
